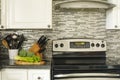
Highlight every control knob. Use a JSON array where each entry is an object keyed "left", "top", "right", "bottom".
[
  {"left": 101, "top": 44, "right": 105, "bottom": 48},
  {"left": 96, "top": 43, "right": 100, "bottom": 47},
  {"left": 55, "top": 44, "right": 58, "bottom": 48},
  {"left": 60, "top": 43, "right": 64, "bottom": 47},
  {"left": 91, "top": 43, "right": 95, "bottom": 47}
]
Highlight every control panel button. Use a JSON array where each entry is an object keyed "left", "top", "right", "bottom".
[
  {"left": 96, "top": 43, "right": 100, "bottom": 47},
  {"left": 101, "top": 44, "right": 105, "bottom": 48},
  {"left": 55, "top": 44, "right": 58, "bottom": 48},
  {"left": 91, "top": 43, "right": 95, "bottom": 47},
  {"left": 60, "top": 43, "right": 64, "bottom": 47}
]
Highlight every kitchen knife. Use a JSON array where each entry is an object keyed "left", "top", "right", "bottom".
[
  {"left": 38, "top": 36, "right": 47, "bottom": 46},
  {"left": 28, "top": 35, "right": 45, "bottom": 52},
  {"left": 40, "top": 39, "right": 50, "bottom": 47},
  {"left": 38, "top": 35, "right": 44, "bottom": 44},
  {"left": 29, "top": 35, "right": 49, "bottom": 53}
]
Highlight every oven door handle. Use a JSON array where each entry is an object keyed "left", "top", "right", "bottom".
[{"left": 54, "top": 73, "right": 120, "bottom": 78}]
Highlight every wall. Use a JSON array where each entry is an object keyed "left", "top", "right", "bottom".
[
  {"left": 0, "top": 0, "right": 120, "bottom": 64},
  {"left": 106, "top": 30, "right": 120, "bottom": 64}
]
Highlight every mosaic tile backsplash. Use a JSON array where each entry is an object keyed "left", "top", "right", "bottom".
[{"left": 0, "top": 0, "right": 120, "bottom": 64}]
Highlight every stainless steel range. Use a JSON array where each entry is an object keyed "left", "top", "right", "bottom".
[{"left": 52, "top": 39, "right": 120, "bottom": 80}]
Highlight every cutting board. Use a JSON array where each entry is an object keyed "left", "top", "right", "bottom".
[{"left": 15, "top": 60, "right": 45, "bottom": 65}]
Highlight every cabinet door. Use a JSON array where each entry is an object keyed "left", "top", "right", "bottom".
[
  {"left": 0, "top": 71, "right": 1, "bottom": 80},
  {"left": 2, "top": 69, "right": 27, "bottom": 80},
  {"left": 117, "top": 1, "right": 120, "bottom": 28},
  {"left": 28, "top": 69, "right": 50, "bottom": 80},
  {"left": 1, "top": 0, "right": 52, "bottom": 29},
  {"left": 106, "top": 0, "right": 120, "bottom": 29}
]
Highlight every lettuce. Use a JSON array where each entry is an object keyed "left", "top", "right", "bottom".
[
  {"left": 14, "top": 55, "right": 41, "bottom": 62},
  {"left": 19, "top": 49, "right": 34, "bottom": 57}
]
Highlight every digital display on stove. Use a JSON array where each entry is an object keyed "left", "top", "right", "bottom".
[{"left": 70, "top": 42, "right": 90, "bottom": 48}]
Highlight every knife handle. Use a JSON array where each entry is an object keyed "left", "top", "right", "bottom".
[{"left": 38, "top": 35, "right": 44, "bottom": 43}]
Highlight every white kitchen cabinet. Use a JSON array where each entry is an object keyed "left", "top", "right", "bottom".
[
  {"left": 1, "top": 69, "right": 27, "bottom": 80},
  {"left": 1, "top": 68, "right": 50, "bottom": 80},
  {"left": 28, "top": 69, "right": 50, "bottom": 80},
  {"left": 1, "top": 0, "right": 52, "bottom": 29},
  {"left": 0, "top": 71, "right": 1, "bottom": 80},
  {"left": 106, "top": 0, "right": 120, "bottom": 29}
]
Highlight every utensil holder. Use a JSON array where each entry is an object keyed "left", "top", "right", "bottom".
[{"left": 8, "top": 49, "right": 18, "bottom": 60}]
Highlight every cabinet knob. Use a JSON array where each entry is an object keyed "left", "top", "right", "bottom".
[
  {"left": 1, "top": 25, "right": 4, "bottom": 29},
  {"left": 115, "top": 25, "right": 118, "bottom": 28},
  {"left": 38, "top": 77, "right": 42, "bottom": 80},
  {"left": 48, "top": 25, "right": 51, "bottom": 28}
]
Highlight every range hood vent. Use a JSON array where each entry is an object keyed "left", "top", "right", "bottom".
[{"left": 55, "top": 0, "right": 115, "bottom": 9}]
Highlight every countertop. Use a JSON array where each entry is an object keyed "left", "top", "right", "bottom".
[{"left": 0, "top": 59, "right": 51, "bottom": 69}]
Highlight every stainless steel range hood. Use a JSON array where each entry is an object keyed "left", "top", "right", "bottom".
[{"left": 55, "top": 0, "right": 115, "bottom": 9}]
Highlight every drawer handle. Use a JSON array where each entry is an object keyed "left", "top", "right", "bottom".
[
  {"left": 48, "top": 25, "right": 50, "bottom": 28},
  {"left": 38, "top": 77, "right": 41, "bottom": 80},
  {"left": 1, "top": 25, "right": 4, "bottom": 28},
  {"left": 115, "top": 25, "right": 118, "bottom": 28}
]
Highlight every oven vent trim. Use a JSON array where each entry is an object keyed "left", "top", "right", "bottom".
[{"left": 55, "top": 0, "right": 115, "bottom": 10}]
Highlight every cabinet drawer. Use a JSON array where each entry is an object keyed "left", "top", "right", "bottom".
[
  {"left": 2, "top": 69, "right": 27, "bottom": 80},
  {"left": 28, "top": 69, "right": 50, "bottom": 80}
]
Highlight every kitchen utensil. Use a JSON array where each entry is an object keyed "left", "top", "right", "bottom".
[
  {"left": 10, "top": 34, "right": 18, "bottom": 49},
  {"left": 8, "top": 49, "right": 18, "bottom": 60},
  {"left": 38, "top": 36, "right": 47, "bottom": 46},
  {"left": 3, "top": 33, "right": 25, "bottom": 49},
  {"left": 15, "top": 60, "right": 45, "bottom": 65},
  {"left": 3, "top": 34, "right": 18, "bottom": 49},
  {"left": 17, "top": 34, "right": 25, "bottom": 49},
  {"left": 4, "top": 34, "right": 12, "bottom": 48},
  {"left": 29, "top": 43, "right": 40, "bottom": 53},
  {"left": 29, "top": 35, "right": 49, "bottom": 53},
  {"left": 2, "top": 39, "right": 10, "bottom": 49},
  {"left": 38, "top": 35, "right": 44, "bottom": 44},
  {"left": 40, "top": 39, "right": 50, "bottom": 47}
]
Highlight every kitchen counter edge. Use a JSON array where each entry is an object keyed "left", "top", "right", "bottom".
[{"left": 0, "top": 60, "right": 51, "bottom": 69}]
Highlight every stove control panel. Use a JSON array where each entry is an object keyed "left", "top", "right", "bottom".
[{"left": 53, "top": 39, "right": 106, "bottom": 52}]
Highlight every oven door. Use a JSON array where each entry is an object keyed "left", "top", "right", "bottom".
[
  {"left": 53, "top": 65, "right": 120, "bottom": 80},
  {"left": 54, "top": 73, "right": 120, "bottom": 80}
]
